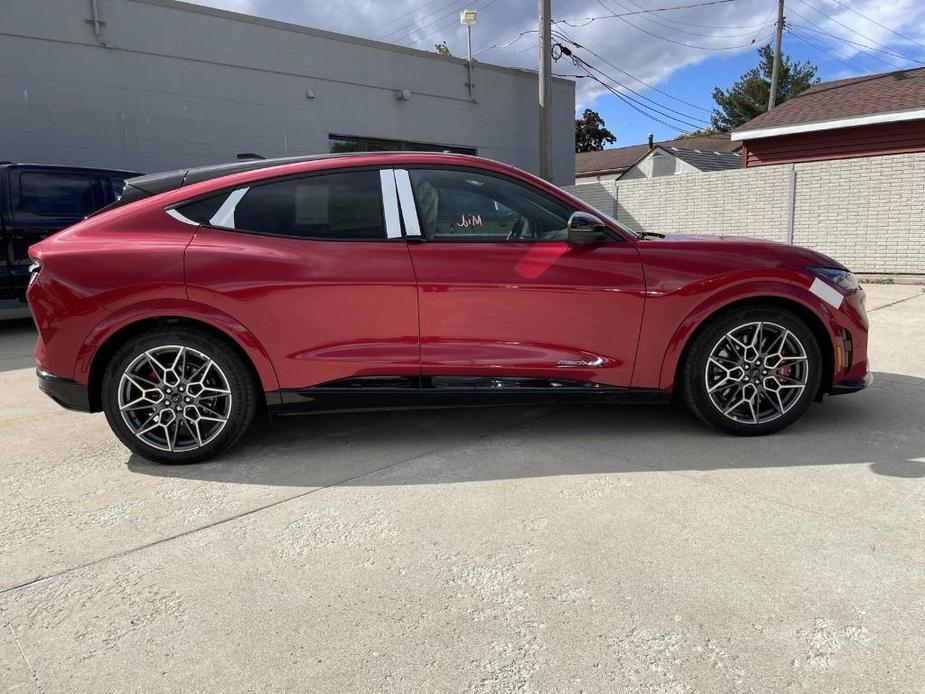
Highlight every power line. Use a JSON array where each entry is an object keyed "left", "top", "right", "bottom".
[
  {"left": 589, "top": 0, "right": 772, "bottom": 51},
  {"left": 601, "top": 0, "right": 776, "bottom": 40},
  {"left": 379, "top": 0, "right": 464, "bottom": 41},
  {"left": 822, "top": 0, "right": 925, "bottom": 52},
  {"left": 558, "top": 44, "right": 711, "bottom": 130},
  {"left": 569, "top": 51, "right": 711, "bottom": 127},
  {"left": 553, "top": 28, "right": 713, "bottom": 113},
  {"left": 474, "top": 28, "right": 537, "bottom": 56},
  {"left": 383, "top": 0, "right": 497, "bottom": 44},
  {"left": 554, "top": 0, "right": 737, "bottom": 27},
  {"left": 404, "top": 0, "right": 501, "bottom": 47},
  {"left": 376, "top": 0, "right": 458, "bottom": 35},
  {"left": 785, "top": 27, "right": 871, "bottom": 72},
  {"left": 790, "top": 0, "right": 925, "bottom": 65},
  {"left": 788, "top": 22, "right": 921, "bottom": 67},
  {"left": 582, "top": 68, "right": 694, "bottom": 133}
]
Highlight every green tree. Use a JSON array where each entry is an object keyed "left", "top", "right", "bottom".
[
  {"left": 711, "top": 44, "right": 818, "bottom": 131},
  {"left": 435, "top": 41, "right": 452, "bottom": 57},
  {"left": 575, "top": 108, "right": 616, "bottom": 152}
]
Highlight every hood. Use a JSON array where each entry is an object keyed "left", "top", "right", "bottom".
[{"left": 633, "top": 232, "right": 850, "bottom": 274}]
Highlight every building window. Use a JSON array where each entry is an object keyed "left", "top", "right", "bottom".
[{"left": 329, "top": 135, "right": 475, "bottom": 156}]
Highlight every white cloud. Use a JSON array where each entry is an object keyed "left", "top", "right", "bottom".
[{"left": 188, "top": 0, "right": 925, "bottom": 118}]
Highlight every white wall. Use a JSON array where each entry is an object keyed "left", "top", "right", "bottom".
[
  {"left": 0, "top": 0, "right": 576, "bottom": 183},
  {"left": 565, "top": 152, "right": 925, "bottom": 274}
]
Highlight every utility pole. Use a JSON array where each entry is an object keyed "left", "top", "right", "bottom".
[
  {"left": 768, "top": 0, "right": 785, "bottom": 110},
  {"left": 538, "top": 0, "right": 552, "bottom": 181}
]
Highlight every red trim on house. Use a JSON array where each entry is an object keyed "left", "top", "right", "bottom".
[{"left": 742, "top": 119, "right": 925, "bottom": 167}]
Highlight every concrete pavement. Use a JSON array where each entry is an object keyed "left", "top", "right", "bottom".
[{"left": 1, "top": 285, "right": 923, "bottom": 693}]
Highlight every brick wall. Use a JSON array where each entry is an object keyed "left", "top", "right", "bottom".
[{"left": 564, "top": 152, "right": 925, "bottom": 274}]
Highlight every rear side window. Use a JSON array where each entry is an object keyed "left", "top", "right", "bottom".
[
  {"left": 229, "top": 171, "right": 386, "bottom": 240},
  {"left": 175, "top": 194, "right": 228, "bottom": 224},
  {"left": 12, "top": 172, "right": 98, "bottom": 217}
]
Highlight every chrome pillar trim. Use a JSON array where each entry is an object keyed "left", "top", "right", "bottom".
[
  {"left": 209, "top": 187, "right": 249, "bottom": 229},
  {"left": 393, "top": 169, "right": 422, "bottom": 238},
  {"left": 379, "top": 169, "right": 402, "bottom": 239},
  {"left": 165, "top": 208, "right": 199, "bottom": 226}
]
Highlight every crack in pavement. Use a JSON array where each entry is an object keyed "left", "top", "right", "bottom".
[
  {"left": 867, "top": 290, "right": 925, "bottom": 313},
  {"left": 6, "top": 621, "right": 44, "bottom": 693},
  {"left": 0, "top": 405, "right": 574, "bottom": 597}
]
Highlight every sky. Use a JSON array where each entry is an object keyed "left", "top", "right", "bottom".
[{"left": 189, "top": 0, "right": 925, "bottom": 147}]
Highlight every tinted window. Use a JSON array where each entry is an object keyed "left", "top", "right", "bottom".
[
  {"left": 13, "top": 172, "right": 98, "bottom": 217},
  {"left": 229, "top": 171, "right": 385, "bottom": 240},
  {"left": 175, "top": 194, "right": 228, "bottom": 224},
  {"left": 408, "top": 169, "right": 572, "bottom": 241}
]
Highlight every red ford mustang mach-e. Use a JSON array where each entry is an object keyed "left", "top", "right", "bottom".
[{"left": 27, "top": 153, "right": 870, "bottom": 463}]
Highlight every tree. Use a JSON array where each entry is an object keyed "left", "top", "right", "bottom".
[
  {"left": 575, "top": 108, "right": 616, "bottom": 152},
  {"left": 435, "top": 41, "right": 452, "bottom": 57},
  {"left": 710, "top": 44, "right": 818, "bottom": 132}
]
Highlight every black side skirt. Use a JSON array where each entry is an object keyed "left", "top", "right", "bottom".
[{"left": 266, "top": 376, "right": 671, "bottom": 416}]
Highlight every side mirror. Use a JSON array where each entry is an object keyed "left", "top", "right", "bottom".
[{"left": 567, "top": 211, "right": 607, "bottom": 245}]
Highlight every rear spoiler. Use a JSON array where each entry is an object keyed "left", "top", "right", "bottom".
[{"left": 89, "top": 153, "right": 340, "bottom": 217}]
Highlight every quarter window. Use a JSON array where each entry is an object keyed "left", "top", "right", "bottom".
[{"left": 407, "top": 169, "right": 573, "bottom": 242}]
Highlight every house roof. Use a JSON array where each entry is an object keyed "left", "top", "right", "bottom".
[
  {"left": 733, "top": 67, "right": 925, "bottom": 140},
  {"left": 662, "top": 146, "right": 742, "bottom": 172},
  {"left": 615, "top": 145, "right": 741, "bottom": 179},
  {"left": 575, "top": 134, "right": 739, "bottom": 176}
]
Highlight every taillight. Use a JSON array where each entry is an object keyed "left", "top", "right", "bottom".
[{"left": 28, "top": 257, "right": 41, "bottom": 287}]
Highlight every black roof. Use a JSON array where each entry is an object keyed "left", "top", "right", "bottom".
[{"left": 124, "top": 153, "right": 352, "bottom": 196}]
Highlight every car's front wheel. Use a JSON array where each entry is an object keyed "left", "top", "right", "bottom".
[
  {"left": 102, "top": 327, "right": 258, "bottom": 463},
  {"left": 681, "top": 305, "right": 823, "bottom": 435}
]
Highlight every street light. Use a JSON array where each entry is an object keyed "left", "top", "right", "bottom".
[{"left": 460, "top": 9, "right": 477, "bottom": 100}]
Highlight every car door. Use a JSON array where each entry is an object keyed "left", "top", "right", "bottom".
[
  {"left": 182, "top": 168, "right": 420, "bottom": 391},
  {"left": 396, "top": 166, "right": 646, "bottom": 389}
]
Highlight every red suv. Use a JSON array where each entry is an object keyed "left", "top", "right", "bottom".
[{"left": 27, "top": 153, "right": 870, "bottom": 463}]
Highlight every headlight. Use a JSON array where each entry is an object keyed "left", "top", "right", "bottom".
[{"left": 810, "top": 266, "right": 859, "bottom": 292}]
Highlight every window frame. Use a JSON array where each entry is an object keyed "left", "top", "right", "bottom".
[
  {"left": 165, "top": 166, "right": 404, "bottom": 243},
  {"left": 396, "top": 165, "right": 624, "bottom": 244}
]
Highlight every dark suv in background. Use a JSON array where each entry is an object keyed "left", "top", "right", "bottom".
[{"left": 0, "top": 163, "right": 138, "bottom": 317}]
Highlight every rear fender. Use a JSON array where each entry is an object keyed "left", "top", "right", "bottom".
[
  {"left": 657, "top": 281, "right": 839, "bottom": 391},
  {"left": 76, "top": 299, "right": 280, "bottom": 394}
]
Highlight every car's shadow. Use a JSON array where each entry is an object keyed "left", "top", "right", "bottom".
[{"left": 127, "top": 371, "right": 925, "bottom": 485}]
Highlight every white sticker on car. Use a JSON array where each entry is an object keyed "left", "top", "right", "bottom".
[{"left": 810, "top": 277, "right": 843, "bottom": 309}]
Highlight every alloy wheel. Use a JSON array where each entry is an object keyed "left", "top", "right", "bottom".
[
  {"left": 704, "top": 321, "right": 809, "bottom": 425},
  {"left": 117, "top": 345, "right": 232, "bottom": 452}
]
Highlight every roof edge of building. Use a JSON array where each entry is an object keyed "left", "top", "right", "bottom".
[
  {"left": 136, "top": 0, "right": 574, "bottom": 86},
  {"left": 732, "top": 106, "right": 925, "bottom": 141}
]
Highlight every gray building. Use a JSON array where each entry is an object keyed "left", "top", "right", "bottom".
[{"left": 0, "top": 0, "right": 576, "bottom": 183}]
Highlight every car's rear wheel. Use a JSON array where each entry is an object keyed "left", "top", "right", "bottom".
[
  {"left": 681, "top": 305, "right": 823, "bottom": 435},
  {"left": 102, "top": 327, "right": 258, "bottom": 463}
]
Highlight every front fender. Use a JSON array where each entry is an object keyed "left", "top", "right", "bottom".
[
  {"left": 655, "top": 279, "right": 839, "bottom": 391},
  {"left": 75, "top": 298, "right": 281, "bottom": 394}
]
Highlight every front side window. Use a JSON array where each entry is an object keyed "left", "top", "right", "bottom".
[
  {"left": 13, "top": 172, "right": 98, "bottom": 218},
  {"left": 407, "top": 169, "right": 572, "bottom": 241},
  {"left": 199, "top": 170, "right": 387, "bottom": 240}
]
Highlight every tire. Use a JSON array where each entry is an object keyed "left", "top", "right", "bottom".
[
  {"left": 681, "top": 304, "right": 822, "bottom": 436},
  {"left": 102, "top": 326, "right": 258, "bottom": 463}
]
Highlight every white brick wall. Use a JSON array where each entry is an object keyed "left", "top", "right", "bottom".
[{"left": 564, "top": 152, "right": 925, "bottom": 274}]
